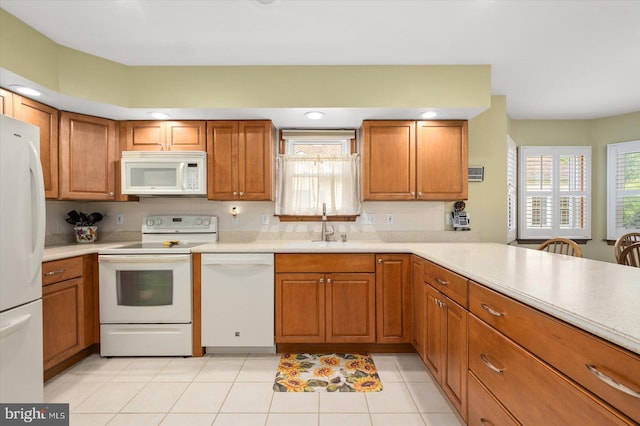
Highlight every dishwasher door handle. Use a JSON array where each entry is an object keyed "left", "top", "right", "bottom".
[{"left": 202, "top": 254, "right": 273, "bottom": 266}]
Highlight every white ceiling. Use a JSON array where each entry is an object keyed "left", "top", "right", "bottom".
[{"left": 1, "top": 0, "right": 639, "bottom": 126}]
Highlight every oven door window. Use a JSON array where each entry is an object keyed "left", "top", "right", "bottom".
[{"left": 116, "top": 270, "right": 173, "bottom": 306}]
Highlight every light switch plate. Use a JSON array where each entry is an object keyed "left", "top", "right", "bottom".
[
  {"left": 116, "top": 214, "right": 124, "bottom": 225},
  {"left": 386, "top": 214, "right": 393, "bottom": 225}
]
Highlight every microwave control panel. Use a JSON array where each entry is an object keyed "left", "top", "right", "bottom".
[{"left": 185, "top": 164, "right": 200, "bottom": 190}]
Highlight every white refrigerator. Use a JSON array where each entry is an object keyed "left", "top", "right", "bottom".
[{"left": 0, "top": 114, "right": 46, "bottom": 402}]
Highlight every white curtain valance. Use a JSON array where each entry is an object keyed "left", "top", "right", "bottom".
[
  {"left": 275, "top": 154, "right": 361, "bottom": 216},
  {"left": 281, "top": 129, "right": 356, "bottom": 141}
]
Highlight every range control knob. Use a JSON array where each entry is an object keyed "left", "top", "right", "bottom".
[
  {"left": 155, "top": 218, "right": 163, "bottom": 225},
  {"left": 146, "top": 219, "right": 154, "bottom": 227},
  {"left": 204, "top": 219, "right": 211, "bottom": 226},
  {"left": 195, "top": 218, "right": 203, "bottom": 225}
]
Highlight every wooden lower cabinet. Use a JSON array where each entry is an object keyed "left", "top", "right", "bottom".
[
  {"left": 375, "top": 254, "right": 411, "bottom": 343},
  {"left": 424, "top": 284, "right": 468, "bottom": 421},
  {"left": 468, "top": 314, "right": 633, "bottom": 425},
  {"left": 411, "top": 255, "right": 426, "bottom": 359},
  {"left": 467, "top": 371, "right": 519, "bottom": 426},
  {"left": 42, "top": 255, "right": 96, "bottom": 375},
  {"left": 275, "top": 272, "right": 375, "bottom": 343}
]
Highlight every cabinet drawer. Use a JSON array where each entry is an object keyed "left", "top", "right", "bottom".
[
  {"left": 468, "top": 315, "right": 633, "bottom": 425},
  {"left": 467, "top": 371, "right": 519, "bottom": 426},
  {"left": 423, "top": 261, "right": 467, "bottom": 307},
  {"left": 275, "top": 254, "right": 375, "bottom": 273},
  {"left": 469, "top": 281, "right": 640, "bottom": 423},
  {"left": 43, "top": 256, "right": 83, "bottom": 285}
]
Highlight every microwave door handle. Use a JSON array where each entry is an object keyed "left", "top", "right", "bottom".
[{"left": 179, "top": 163, "right": 186, "bottom": 190}]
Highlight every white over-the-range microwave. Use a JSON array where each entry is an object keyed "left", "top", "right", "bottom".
[{"left": 121, "top": 151, "right": 207, "bottom": 195}]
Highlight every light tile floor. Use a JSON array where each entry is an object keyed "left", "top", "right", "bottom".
[{"left": 44, "top": 353, "right": 465, "bottom": 426}]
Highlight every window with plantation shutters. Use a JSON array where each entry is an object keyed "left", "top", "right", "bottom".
[
  {"left": 506, "top": 136, "right": 517, "bottom": 243},
  {"left": 518, "top": 146, "right": 591, "bottom": 240},
  {"left": 607, "top": 140, "right": 640, "bottom": 240}
]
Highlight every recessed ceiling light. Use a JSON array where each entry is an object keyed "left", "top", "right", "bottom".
[
  {"left": 9, "top": 85, "right": 44, "bottom": 97},
  {"left": 149, "top": 112, "right": 172, "bottom": 120},
  {"left": 304, "top": 111, "right": 326, "bottom": 120},
  {"left": 419, "top": 111, "right": 438, "bottom": 119}
]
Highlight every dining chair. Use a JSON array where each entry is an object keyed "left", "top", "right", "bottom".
[
  {"left": 537, "top": 238, "right": 583, "bottom": 258},
  {"left": 614, "top": 232, "right": 640, "bottom": 263},
  {"left": 617, "top": 242, "right": 640, "bottom": 267}
]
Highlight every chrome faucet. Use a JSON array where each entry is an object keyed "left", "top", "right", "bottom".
[{"left": 321, "top": 202, "right": 335, "bottom": 241}]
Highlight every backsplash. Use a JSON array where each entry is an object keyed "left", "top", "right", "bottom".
[{"left": 45, "top": 199, "right": 479, "bottom": 245}]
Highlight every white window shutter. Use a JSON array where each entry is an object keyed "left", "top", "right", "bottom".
[
  {"left": 607, "top": 140, "right": 640, "bottom": 239},
  {"left": 518, "top": 146, "right": 591, "bottom": 240}
]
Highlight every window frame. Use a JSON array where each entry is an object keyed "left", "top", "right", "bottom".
[
  {"left": 276, "top": 130, "right": 359, "bottom": 222},
  {"left": 518, "top": 145, "right": 592, "bottom": 241},
  {"left": 506, "top": 135, "right": 517, "bottom": 243},
  {"left": 606, "top": 140, "right": 640, "bottom": 240}
]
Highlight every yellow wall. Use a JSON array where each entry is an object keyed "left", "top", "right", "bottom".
[
  {"left": 1, "top": 10, "right": 490, "bottom": 110},
  {"left": 510, "top": 112, "right": 640, "bottom": 262},
  {"left": 467, "top": 96, "right": 509, "bottom": 243}
]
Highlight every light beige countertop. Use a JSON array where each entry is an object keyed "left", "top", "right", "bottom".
[
  {"left": 45, "top": 240, "right": 640, "bottom": 354},
  {"left": 43, "top": 242, "right": 127, "bottom": 261}
]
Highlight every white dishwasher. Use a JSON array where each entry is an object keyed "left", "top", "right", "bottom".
[{"left": 201, "top": 253, "right": 275, "bottom": 353}]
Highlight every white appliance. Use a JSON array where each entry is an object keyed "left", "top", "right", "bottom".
[
  {"left": 121, "top": 151, "right": 207, "bottom": 196},
  {"left": 0, "top": 114, "right": 45, "bottom": 403},
  {"left": 98, "top": 215, "right": 217, "bottom": 356},
  {"left": 201, "top": 253, "right": 275, "bottom": 353}
]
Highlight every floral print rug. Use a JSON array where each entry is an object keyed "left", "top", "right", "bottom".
[{"left": 273, "top": 353, "right": 383, "bottom": 392}]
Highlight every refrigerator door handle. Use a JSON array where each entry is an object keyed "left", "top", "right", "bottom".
[{"left": 28, "top": 141, "right": 45, "bottom": 284}]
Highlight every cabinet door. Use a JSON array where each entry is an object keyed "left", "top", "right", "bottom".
[
  {"left": 442, "top": 294, "right": 468, "bottom": 421},
  {"left": 416, "top": 120, "right": 468, "bottom": 200},
  {"left": 326, "top": 273, "right": 375, "bottom": 343},
  {"left": 123, "top": 121, "right": 165, "bottom": 151},
  {"left": 59, "top": 112, "right": 118, "bottom": 200},
  {"left": 424, "top": 285, "right": 445, "bottom": 379},
  {"left": 375, "top": 254, "right": 411, "bottom": 343},
  {"left": 0, "top": 88, "right": 13, "bottom": 116},
  {"left": 42, "top": 277, "right": 84, "bottom": 370},
  {"left": 411, "top": 256, "right": 426, "bottom": 359},
  {"left": 238, "top": 121, "right": 272, "bottom": 200},
  {"left": 207, "top": 121, "right": 238, "bottom": 200},
  {"left": 362, "top": 121, "right": 416, "bottom": 200},
  {"left": 13, "top": 96, "right": 59, "bottom": 199},
  {"left": 275, "top": 273, "right": 325, "bottom": 343},
  {"left": 166, "top": 121, "right": 206, "bottom": 151}
]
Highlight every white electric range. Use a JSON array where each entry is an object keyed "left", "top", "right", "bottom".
[{"left": 98, "top": 215, "right": 217, "bottom": 356}]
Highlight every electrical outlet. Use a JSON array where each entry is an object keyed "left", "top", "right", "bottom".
[
  {"left": 116, "top": 214, "right": 124, "bottom": 225},
  {"left": 386, "top": 214, "right": 393, "bottom": 225},
  {"left": 361, "top": 213, "right": 376, "bottom": 225},
  {"left": 446, "top": 213, "right": 452, "bottom": 225},
  {"left": 261, "top": 214, "right": 270, "bottom": 225}
]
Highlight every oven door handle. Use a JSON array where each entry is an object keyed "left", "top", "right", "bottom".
[{"left": 99, "top": 254, "right": 191, "bottom": 263}]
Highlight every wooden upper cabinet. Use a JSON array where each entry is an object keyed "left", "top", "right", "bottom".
[
  {"left": 123, "top": 121, "right": 206, "bottom": 151},
  {"left": 0, "top": 88, "right": 14, "bottom": 116},
  {"left": 416, "top": 120, "right": 468, "bottom": 200},
  {"left": 207, "top": 120, "right": 273, "bottom": 201},
  {"left": 362, "top": 120, "right": 468, "bottom": 201},
  {"left": 13, "top": 95, "right": 59, "bottom": 199},
  {"left": 59, "top": 112, "right": 118, "bottom": 200},
  {"left": 362, "top": 120, "right": 416, "bottom": 200}
]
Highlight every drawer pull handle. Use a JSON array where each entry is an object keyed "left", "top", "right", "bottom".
[
  {"left": 586, "top": 364, "right": 640, "bottom": 398},
  {"left": 481, "top": 303, "right": 504, "bottom": 317},
  {"left": 480, "top": 354, "right": 504, "bottom": 374},
  {"left": 44, "top": 269, "right": 65, "bottom": 276},
  {"left": 435, "top": 277, "right": 448, "bottom": 286},
  {"left": 480, "top": 419, "right": 494, "bottom": 425}
]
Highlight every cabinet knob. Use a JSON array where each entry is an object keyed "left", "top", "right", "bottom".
[
  {"left": 233, "top": 191, "right": 237, "bottom": 196},
  {"left": 109, "top": 192, "right": 114, "bottom": 197},
  {"left": 327, "top": 278, "right": 332, "bottom": 284},
  {"left": 418, "top": 192, "right": 423, "bottom": 196},
  {"left": 377, "top": 258, "right": 382, "bottom": 264},
  {"left": 411, "top": 192, "right": 415, "bottom": 196},
  {"left": 319, "top": 278, "right": 324, "bottom": 283},
  {"left": 239, "top": 192, "right": 244, "bottom": 197}
]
